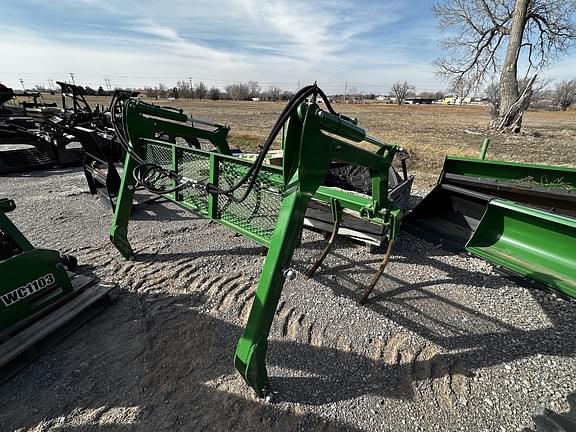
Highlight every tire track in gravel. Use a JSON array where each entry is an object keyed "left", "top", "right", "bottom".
[
  {"left": 421, "top": 352, "right": 470, "bottom": 410},
  {"left": 214, "top": 277, "right": 251, "bottom": 313},
  {"left": 412, "top": 344, "right": 439, "bottom": 399},
  {"left": 360, "top": 332, "right": 471, "bottom": 407},
  {"left": 242, "top": 288, "right": 472, "bottom": 408},
  {"left": 287, "top": 313, "right": 307, "bottom": 341},
  {"left": 77, "top": 243, "right": 473, "bottom": 412},
  {"left": 206, "top": 273, "right": 242, "bottom": 298},
  {"left": 279, "top": 307, "right": 297, "bottom": 337},
  {"left": 238, "top": 292, "right": 255, "bottom": 322},
  {"left": 217, "top": 281, "right": 253, "bottom": 313},
  {"left": 77, "top": 243, "right": 261, "bottom": 323}
]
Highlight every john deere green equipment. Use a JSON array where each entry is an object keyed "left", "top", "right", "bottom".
[
  {"left": 108, "top": 84, "right": 412, "bottom": 398},
  {"left": 405, "top": 139, "right": 576, "bottom": 299},
  {"left": 0, "top": 197, "right": 113, "bottom": 380}
]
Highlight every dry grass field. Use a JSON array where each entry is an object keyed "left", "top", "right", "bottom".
[{"left": 29, "top": 93, "right": 576, "bottom": 188}]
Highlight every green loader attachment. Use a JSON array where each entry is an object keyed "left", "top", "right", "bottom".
[
  {"left": 405, "top": 145, "right": 576, "bottom": 299},
  {"left": 108, "top": 85, "right": 412, "bottom": 398},
  {"left": 0, "top": 198, "right": 113, "bottom": 380}
]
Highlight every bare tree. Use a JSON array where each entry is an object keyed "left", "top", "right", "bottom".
[
  {"left": 157, "top": 83, "right": 168, "bottom": 99},
  {"left": 519, "top": 75, "right": 551, "bottom": 99},
  {"left": 555, "top": 79, "right": 576, "bottom": 110},
  {"left": 486, "top": 75, "right": 551, "bottom": 124},
  {"left": 176, "top": 80, "right": 192, "bottom": 98},
  {"left": 391, "top": 81, "right": 415, "bottom": 106},
  {"left": 247, "top": 81, "right": 261, "bottom": 99},
  {"left": 485, "top": 81, "right": 501, "bottom": 126},
  {"left": 144, "top": 86, "right": 158, "bottom": 99},
  {"left": 225, "top": 83, "right": 250, "bottom": 100},
  {"left": 194, "top": 81, "right": 208, "bottom": 99},
  {"left": 449, "top": 76, "right": 477, "bottom": 105},
  {"left": 280, "top": 90, "right": 294, "bottom": 101},
  {"left": 208, "top": 86, "right": 221, "bottom": 100},
  {"left": 434, "top": 0, "right": 576, "bottom": 132},
  {"left": 263, "top": 86, "right": 281, "bottom": 101}
]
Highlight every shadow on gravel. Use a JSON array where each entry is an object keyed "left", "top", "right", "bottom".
[
  {"left": 0, "top": 286, "right": 365, "bottom": 431},
  {"left": 129, "top": 201, "right": 202, "bottom": 222},
  {"left": 135, "top": 245, "right": 267, "bottom": 263},
  {"left": 294, "top": 232, "right": 576, "bottom": 403},
  {"left": 3, "top": 210, "right": 573, "bottom": 430},
  {"left": 1, "top": 166, "right": 83, "bottom": 178}
]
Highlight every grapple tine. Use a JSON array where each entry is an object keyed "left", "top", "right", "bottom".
[
  {"left": 358, "top": 239, "right": 394, "bottom": 305},
  {"left": 305, "top": 199, "right": 341, "bottom": 279}
]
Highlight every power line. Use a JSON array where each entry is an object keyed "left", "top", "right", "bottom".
[{"left": 0, "top": 72, "right": 453, "bottom": 95}]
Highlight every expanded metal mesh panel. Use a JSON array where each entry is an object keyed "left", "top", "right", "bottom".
[
  {"left": 217, "top": 160, "right": 283, "bottom": 242},
  {"left": 145, "top": 142, "right": 171, "bottom": 170},
  {"left": 144, "top": 140, "right": 284, "bottom": 242},
  {"left": 178, "top": 149, "right": 210, "bottom": 213}
]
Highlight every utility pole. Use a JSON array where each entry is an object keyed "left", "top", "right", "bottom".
[
  {"left": 19, "top": 78, "right": 25, "bottom": 91},
  {"left": 69, "top": 73, "right": 76, "bottom": 85},
  {"left": 344, "top": 81, "right": 348, "bottom": 104},
  {"left": 189, "top": 77, "right": 194, "bottom": 99},
  {"left": 104, "top": 77, "right": 112, "bottom": 92}
]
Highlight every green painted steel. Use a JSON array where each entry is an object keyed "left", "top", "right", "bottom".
[
  {"left": 443, "top": 157, "right": 576, "bottom": 187},
  {"left": 466, "top": 199, "right": 576, "bottom": 298},
  {"left": 108, "top": 96, "right": 402, "bottom": 397},
  {"left": 0, "top": 199, "right": 74, "bottom": 331},
  {"left": 410, "top": 153, "right": 576, "bottom": 299},
  {"left": 478, "top": 137, "right": 490, "bottom": 160}
]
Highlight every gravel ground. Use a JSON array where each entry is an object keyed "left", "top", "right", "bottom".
[{"left": 0, "top": 167, "right": 575, "bottom": 432}]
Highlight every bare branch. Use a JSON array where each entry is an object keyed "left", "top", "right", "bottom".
[
  {"left": 434, "top": 0, "right": 576, "bottom": 83},
  {"left": 555, "top": 79, "right": 576, "bottom": 110}
]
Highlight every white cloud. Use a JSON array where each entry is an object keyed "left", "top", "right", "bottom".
[{"left": 0, "top": 1, "right": 449, "bottom": 92}]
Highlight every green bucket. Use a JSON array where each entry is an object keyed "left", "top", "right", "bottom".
[{"left": 466, "top": 199, "right": 576, "bottom": 298}]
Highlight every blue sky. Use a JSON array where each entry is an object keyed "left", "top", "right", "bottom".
[{"left": 1, "top": 0, "right": 575, "bottom": 93}]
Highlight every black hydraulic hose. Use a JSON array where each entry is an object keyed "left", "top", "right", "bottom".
[
  {"left": 132, "top": 163, "right": 191, "bottom": 195},
  {"left": 111, "top": 84, "right": 338, "bottom": 199},
  {"left": 206, "top": 84, "right": 336, "bottom": 202},
  {"left": 111, "top": 97, "right": 146, "bottom": 165}
]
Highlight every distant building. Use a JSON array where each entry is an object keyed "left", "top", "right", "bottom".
[
  {"left": 405, "top": 98, "right": 434, "bottom": 105},
  {"left": 442, "top": 96, "right": 472, "bottom": 105}
]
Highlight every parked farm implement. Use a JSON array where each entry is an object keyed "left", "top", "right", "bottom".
[
  {"left": 405, "top": 140, "right": 576, "bottom": 299},
  {"left": 1, "top": 79, "right": 574, "bottom": 404},
  {"left": 103, "top": 85, "right": 576, "bottom": 398},
  {"left": 0, "top": 81, "right": 105, "bottom": 174},
  {"left": 108, "top": 84, "right": 412, "bottom": 397},
  {"left": 0, "top": 198, "right": 113, "bottom": 381}
]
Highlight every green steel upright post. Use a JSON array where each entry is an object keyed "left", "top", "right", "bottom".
[
  {"left": 234, "top": 177, "right": 311, "bottom": 396},
  {"left": 479, "top": 137, "right": 490, "bottom": 160},
  {"left": 234, "top": 104, "right": 335, "bottom": 395}
]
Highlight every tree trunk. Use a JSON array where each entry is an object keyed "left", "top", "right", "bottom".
[
  {"left": 497, "top": 75, "right": 536, "bottom": 132},
  {"left": 497, "top": 0, "right": 530, "bottom": 132}
]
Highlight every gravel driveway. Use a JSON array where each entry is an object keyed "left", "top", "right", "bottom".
[{"left": 0, "top": 167, "right": 574, "bottom": 432}]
